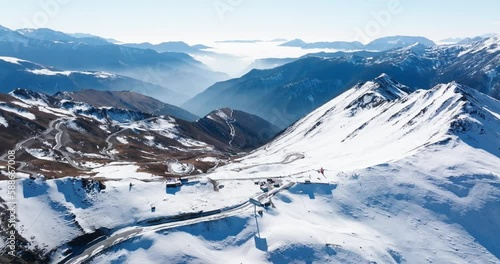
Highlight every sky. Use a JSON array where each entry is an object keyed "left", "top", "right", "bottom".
[{"left": 0, "top": 0, "right": 498, "bottom": 45}]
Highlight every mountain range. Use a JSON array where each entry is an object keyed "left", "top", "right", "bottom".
[
  {"left": 4, "top": 74, "right": 498, "bottom": 263},
  {"left": 0, "top": 88, "right": 281, "bottom": 178},
  {"left": 0, "top": 56, "right": 187, "bottom": 104},
  {"left": 280, "top": 35, "right": 436, "bottom": 51},
  {"left": 207, "top": 74, "right": 499, "bottom": 263},
  {"left": 0, "top": 26, "right": 228, "bottom": 102},
  {"left": 122, "top": 41, "right": 211, "bottom": 54},
  {"left": 184, "top": 35, "right": 500, "bottom": 128},
  {"left": 54, "top": 89, "right": 198, "bottom": 121}
]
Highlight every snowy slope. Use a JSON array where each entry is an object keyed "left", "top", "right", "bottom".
[
  {"left": 1, "top": 75, "right": 498, "bottom": 263},
  {"left": 89, "top": 74, "right": 500, "bottom": 263},
  {"left": 218, "top": 74, "right": 499, "bottom": 174}
]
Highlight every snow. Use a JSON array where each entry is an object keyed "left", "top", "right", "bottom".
[
  {"left": 215, "top": 80, "right": 498, "bottom": 178},
  {"left": 89, "top": 140, "right": 500, "bottom": 264},
  {"left": 7, "top": 178, "right": 85, "bottom": 253},
  {"left": 121, "top": 118, "right": 177, "bottom": 139},
  {"left": 10, "top": 93, "right": 49, "bottom": 107},
  {"left": 37, "top": 106, "right": 73, "bottom": 117},
  {"left": 90, "top": 148, "right": 500, "bottom": 263},
  {"left": 89, "top": 72, "right": 116, "bottom": 79},
  {"left": 25, "top": 148, "right": 57, "bottom": 161},
  {"left": 213, "top": 109, "right": 236, "bottom": 146},
  {"left": 1, "top": 175, "right": 267, "bottom": 259},
  {"left": 134, "top": 78, "right": 500, "bottom": 263},
  {"left": 24, "top": 68, "right": 116, "bottom": 78},
  {"left": 91, "top": 163, "right": 160, "bottom": 180},
  {"left": 197, "top": 157, "right": 219, "bottom": 163},
  {"left": 115, "top": 136, "right": 129, "bottom": 144},
  {"left": 0, "top": 103, "right": 36, "bottom": 120},
  {"left": 0, "top": 56, "right": 29, "bottom": 65},
  {"left": 168, "top": 161, "right": 194, "bottom": 175},
  {"left": 120, "top": 117, "right": 213, "bottom": 150},
  {"left": 177, "top": 137, "right": 210, "bottom": 148},
  {"left": 0, "top": 114, "right": 7, "bottom": 127},
  {"left": 10, "top": 100, "right": 32, "bottom": 108},
  {"left": 26, "top": 68, "right": 74, "bottom": 76},
  {"left": 80, "top": 161, "right": 103, "bottom": 169},
  {"left": 1, "top": 75, "right": 499, "bottom": 263},
  {"left": 458, "top": 35, "right": 500, "bottom": 56},
  {"left": 142, "top": 135, "right": 169, "bottom": 150},
  {"left": 66, "top": 120, "right": 87, "bottom": 133}
]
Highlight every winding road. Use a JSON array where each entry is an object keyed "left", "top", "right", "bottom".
[
  {"left": 226, "top": 109, "right": 236, "bottom": 146},
  {"left": 0, "top": 118, "right": 65, "bottom": 176},
  {"left": 232, "top": 152, "right": 305, "bottom": 172},
  {"left": 102, "top": 128, "right": 129, "bottom": 160},
  {"left": 51, "top": 119, "right": 87, "bottom": 171},
  {"left": 59, "top": 182, "right": 295, "bottom": 264}
]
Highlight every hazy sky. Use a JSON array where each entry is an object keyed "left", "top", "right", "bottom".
[{"left": 0, "top": 0, "right": 498, "bottom": 44}]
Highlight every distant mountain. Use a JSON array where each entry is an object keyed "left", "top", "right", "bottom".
[
  {"left": 0, "top": 25, "right": 228, "bottom": 101},
  {"left": 364, "top": 35, "right": 435, "bottom": 50},
  {"left": 0, "top": 56, "right": 186, "bottom": 104},
  {"left": 280, "top": 39, "right": 364, "bottom": 50},
  {"left": 439, "top": 37, "right": 464, "bottom": 44},
  {"left": 437, "top": 35, "right": 500, "bottom": 97},
  {"left": 122, "top": 41, "right": 211, "bottom": 54},
  {"left": 183, "top": 48, "right": 434, "bottom": 128},
  {"left": 244, "top": 57, "right": 297, "bottom": 72},
  {"left": 184, "top": 36, "right": 499, "bottom": 128},
  {"left": 191, "top": 44, "right": 211, "bottom": 49},
  {"left": 279, "top": 39, "right": 307, "bottom": 47},
  {"left": 16, "top": 28, "right": 111, "bottom": 46},
  {"left": 280, "top": 36, "right": 435, "bottom": 51},
  {"left": 54, "top": 89, "right": 198, "bottom": 121},
  {"left": 69, "top": 32, "right": 122, "bottom": 44},
  {"left": 301, "top": 50, "right": 384, "bottom": 59}
]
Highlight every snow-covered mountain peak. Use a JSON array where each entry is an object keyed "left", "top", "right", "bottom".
[
  {"left": 234, "top": 78, "right": 499, "bottom": 173},
  {"left": 371, "top": 73, "right": 409, "bottom": 91},
  {"left": 10, "top": 88, "right": 52, "bottom": 104},
  {"left": 16, "top": 28, "right": 35, "bottom": 35},
  {"left": 204, "top": 108, "right": 233, "bottom": 121},
  {"left": 346, "top": 74, "right": 413, "bottom": 113},
  {"left": 52, "top": 91, "right": 74, "bottom": 100},
  {"left": 392, "top": 42, "right": 428, "bottom": 55},
  {"left": 459, "top": 34, "right": 500, "bottom": 56},
  {"left": 0, "top": 56, "right": 30, "bottom": 66}
]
